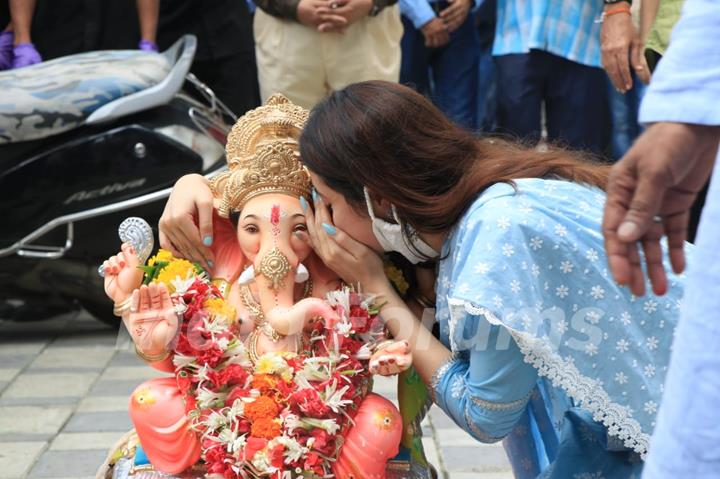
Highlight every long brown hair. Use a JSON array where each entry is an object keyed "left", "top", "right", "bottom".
[{"left": 300, "top": 81, "right": 610, "bottom": 235}]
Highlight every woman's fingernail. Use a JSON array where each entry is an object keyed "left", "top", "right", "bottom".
[
  {"left": 299, "top": 196, "right": 309, "bottom": 212},
  {"left": 312, "top": 188, "right": 319, "bottom": 203},
  {"left": 321, "top": 223, "right": 336, "bottom": 236},
  {"left": 208, "top": 260, "right": 214, "bottom": 269},
  {"left": 618, "top": 221, "right": 639, "bottom": 239},
  {"left": 203, "top": 235, "right": 213, "bottom": 247}
]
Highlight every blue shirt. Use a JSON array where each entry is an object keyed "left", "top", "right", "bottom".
[
  {"left": 637, "top": 1, "right": 720, "bottom": 477},
  {"left": 492, "top": 0, "right": 603, "bottom": 68},
  {"left": 431, "top": 178, "right": 688, "bottom": 477},
  {"left": 399, "top": 0, "right": 482, "bottom": 30}
]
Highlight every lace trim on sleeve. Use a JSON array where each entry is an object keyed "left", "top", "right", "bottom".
[
  {"left": 448, "top": 298, "right": 651, "bottom": 459},
  {"left": 429, "top": 354, "right": 460, "bottom": 403},
  {"left": 464, "top": 401, "right": 504, "bottom": 444},
  {"left": 470, "top": 391, "right": 531, "bottom": 412}
]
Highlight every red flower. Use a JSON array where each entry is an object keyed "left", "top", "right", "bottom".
[
  {"left": 226, "top": 386, "right": 251, "bottom": 406},
  {"left": 220, "top": 364, "right": 249, "bottom": 386},
  {"left": 176, "top": 370, "right": 193, "bottom": 394},
  {"left": 268, "top": 443, "right": 285, "bottom": 468},
  {"left": 243, "top": 437, "right": 268, "bottom": 461},
  {"left": 349, "top": 305, "right": 370, "bottom": 333},
  {"left": 289, "top": 388, "right": 331, "bottom": 419},
  {"left": 196, "top": 343, "right": 224, "bottom": 367},
  {"left": 310, "top": 428, "right": 336, "bottom": 456}
]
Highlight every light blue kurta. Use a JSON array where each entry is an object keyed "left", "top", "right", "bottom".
[
  {"left": 430, "top": 178, "right": 688, "bottom": 478},
  {"left": 638, "top": 0, "right": 720, "bottom": 477}
]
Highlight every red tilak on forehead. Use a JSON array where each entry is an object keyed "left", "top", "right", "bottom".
[{"left": 270, "top": 204, "right": 281, "bottom": 226}]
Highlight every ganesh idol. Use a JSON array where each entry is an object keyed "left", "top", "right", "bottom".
[{"left": 98, "top": 95, "right": 436, "bottom": 479}]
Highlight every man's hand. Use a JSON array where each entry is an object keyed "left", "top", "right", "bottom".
[
  {"left": 421, "top": 17, "right": 449, "bottom": 48},
  {"left": 439, "top": 0, "right": 471, "bottom": 33},
  {"left": 603, "top": 123, "right": 720, "bottom": 297},
  {"left": 318, "top": 0, "right": 373, "bottom": 33},
  {"left": 298, "top": 0, "right": 348, "bottom": 32},
  {"left": 601, "top": 5, "right": 645, "bottom": 93}
]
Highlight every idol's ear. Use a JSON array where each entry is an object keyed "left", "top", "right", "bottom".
[{"left": 209, "top": 209, "right": 245, "bottom": 283}]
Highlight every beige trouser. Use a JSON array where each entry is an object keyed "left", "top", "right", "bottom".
[{"left": 253, "top": 6, "right": 403, "bottom": 109}]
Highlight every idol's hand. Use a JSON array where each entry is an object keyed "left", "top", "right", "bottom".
[
  {"left": 103, "top": 242, "right": 144, "bottom": 304},
  {"left": 304, "top": 193, "right": 390, "bottom": 293},
  {"left": 126, "top": 283, "right": 180, "bottom": 356},
  {"left": 369, "top": 340, "right": 412, "bottom": 376},
  {"left": 159, "top": 174, "right": 214, "bottom": 271}
]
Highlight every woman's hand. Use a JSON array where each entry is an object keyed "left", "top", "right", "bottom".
[
  {"left": 103, "top": 242, "right": 144, "bottom": 304},
  {"left": 304, "top": 194, "right": 390, "bottom": 293},
  {"left": 158, "top": 174, "right": 215, "bottom": 270},
  {"left": 126, "top": 283, "right": 179, "bottom": 356}
]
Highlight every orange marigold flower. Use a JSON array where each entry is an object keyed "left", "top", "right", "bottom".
[
  {"left": 251, "top": 374, "right": 278, "bottom": 395},
  {"left": 250, "top": 417, "right": 282, "bottom": 439},
  {"left": 244, "top": 395, "right": 279, "bottom": 422}
]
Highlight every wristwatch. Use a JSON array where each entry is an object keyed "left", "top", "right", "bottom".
[{"left": 603, "top": 0, "right": 631, "bottom": 4}]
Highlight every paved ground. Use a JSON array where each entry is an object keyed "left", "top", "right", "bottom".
[{"left": 0, "top": 310, "right": 513, "bottom": 479}]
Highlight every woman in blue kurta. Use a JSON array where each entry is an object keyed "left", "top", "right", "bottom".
[{"left": 159, "top": 81, "right": 687, "bottom": 477}]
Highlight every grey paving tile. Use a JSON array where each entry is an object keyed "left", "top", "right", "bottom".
[
  {"left": 0, "top": 342, "right": 48, "bottom": 356},
  {"left": 99, "top": 366, "right": 170, "bottom": 382},
  {"left": 0, "top": 354, "right": 35, "bottom": 369},
  {"left": 51, "top": 332, "right": 117, "bottom": 348},
  {"left": 440, "top": 445, "right": 511, "bottom": 473},
  {"left": 62, "top": 411, "right": 132, "bottom": 433},
  {"left": 28, "top": 347, "right": 114, "bottom": 370},
  {"left": 3, "top": 372, "right": 99, "bottom": 399},
  {"left": 0, "top": 406, "right": 73, "bottom": 435},
  {"left": 0, "top": 441, "right": 47, "bottom": 479},
  {"left": 0, "top": 396, "right": 79, "bottom": 407},
  {"left": 107, "top": 351, "right": 145, "bottom": 367},
  {"left": 77, "top": 396, "right": 129, "bottom": 413},
  {"left": 0, "top": 368, "right": 20, "bottom": 382},
  {"left": 27, "top": 449, "right": 107, "bottom": 478},
  {"left": 0, "top": 433, "right": 54, "bottom": 442},
  {"left": 50, "top": 432, "right": 122, "bottom": 451},
  {"left": 89, "top": 380, "right": 143, "bottom": 397}
]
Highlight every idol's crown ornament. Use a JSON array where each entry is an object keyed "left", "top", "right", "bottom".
[{"left": 212, "top": 94, "right": 312, "bottom": 216}]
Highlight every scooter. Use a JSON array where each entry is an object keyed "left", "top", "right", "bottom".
[{"left": 0, "top": 35, "right": 233, "bottom": 325}]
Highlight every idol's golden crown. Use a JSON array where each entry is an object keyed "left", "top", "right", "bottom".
[{"left": 211, "top": 94, "right": 312, "bottom": 217}]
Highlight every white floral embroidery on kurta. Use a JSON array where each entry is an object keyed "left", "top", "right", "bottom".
[
  {"left": 644, "top": 365, "right": 656, "bottom": 377},
  {"left": 529, "top": 236, "right": 543, "bottom": 250},
  {"left": 510, "top": 280, "right": 521, "bottom": 294},
  {"left": 615, "top": 372, "right": 628, "bottom": 384},
  {"left": 560, "top": 260, "right": 574, "bottom": 274},
  {"left": 643, "top": 401, "right": 658, "bottom": 414},
  {"left": 556, "top": 285, "right": 570, "bottom": 298},
  {"left": 590, "top": 286, "right": 605, "bottom": 300},
  {"left": 585, "top": 343, "right": 599, "bottom": 356},
  {"left": 586, "top": 249, "right": 599, "bottom": 262},
  {"left": 620, "top": 311, "right": 632, "bottom": 326},
  {"left": 586, "top": 310, "right": 602, "bottom": 324},
  {"left": 616, "top": 339, "right": 630, "bottom": 353},
  {"left": 554, "top": 224, "right": 568, "bottom": 237},
  {"left": 497, "top": 216, "right": 511, "bottom": 230},
  {"left": 474, "top": 262, "right": 490, "bottom": 275},
  {"left": 531, "top": 264, "right": 541, "bottom": 277},
  {"left": 644, "top": 300, "right": 658, "bottom": 314},
  {"left": 502, "top": 244, "right": 515, "bottom": 257},
  {"left": 646, "top": 337, "right": 659, "bottom": 350}
]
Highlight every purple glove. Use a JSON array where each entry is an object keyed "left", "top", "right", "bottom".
[
  {"left": 12, "top": 43, "right": 42, "bottom": 69},
  {"left": 0, "top": 30, "right": 13, "bottom": 70},
  {"left": 138, "top": 39, "right": 159, "bottom": 52}
]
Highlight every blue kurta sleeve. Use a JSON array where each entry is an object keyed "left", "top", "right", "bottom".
[{"left": 431, "top": 323, "right": 538, "bottom": 442}]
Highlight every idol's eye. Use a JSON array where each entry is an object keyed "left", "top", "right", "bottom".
[
  {"left": 243, "top": 224, "right": 259, "bottom": 234},
  {"left": 293, "top": 224, "right": 308, "bottom": 233}
]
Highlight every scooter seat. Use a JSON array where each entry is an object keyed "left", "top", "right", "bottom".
[{"left": 0, "top": 50, "right": 171, "bottom": 144}]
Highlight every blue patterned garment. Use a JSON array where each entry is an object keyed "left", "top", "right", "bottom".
[
  {"left": 492, "top": 0, "right": 603, "bottom": 68},
  {"left": 430, "top": 178, "right": 689, "bottom": 478}
]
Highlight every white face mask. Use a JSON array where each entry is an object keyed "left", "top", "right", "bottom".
[{"left": 363, "top": 187, "right": 439, "bottom": 264}]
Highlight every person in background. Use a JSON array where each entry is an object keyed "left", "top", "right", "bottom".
[
  {"left": 155, "top": 0, "right": 260, "bottom": 117},
  {"left": 601, "top": 0, "right": 648, "bottom": 159},
  {"left": 0, "top": 0, "right": 163, "bottom": 69},
  {"left": 602, "top": 0, "right": 720, "bottom": 475},
  {"left": 398, "top": 0, "right": 480, "bottom": 129},
  {"left": 252, "top": 0, "right": 402, "bottom": 108},
  {"left": 474, "top": 0, "right": 496, "bottom": 131},
  {"left": 492, "top": 0, "right": 611, "bottom": 155}
]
